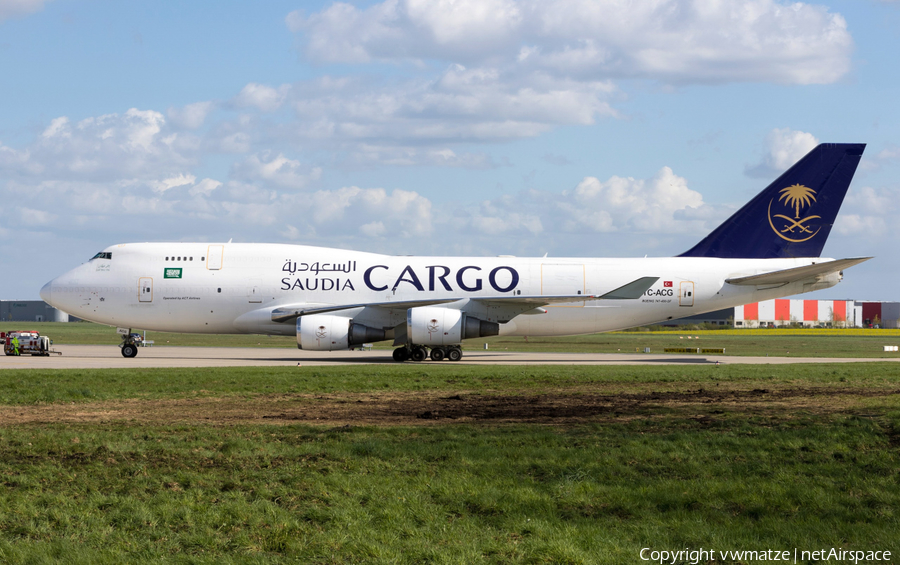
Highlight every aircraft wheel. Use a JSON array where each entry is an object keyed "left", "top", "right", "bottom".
[
  {"left": 122, "top": 344, "right": 138, "bottom": 358},
  {"left": 447, "top": 347, "right": 462, "bottom": 362},
  {"left": 392, "top": 347, "right": 409, "bottom": 362},
  {"left": 430, "top": 347, "right": 445, "bottom": 362},
  {"left": 411, "top": 347, "right": 428, "bottom": 362}
]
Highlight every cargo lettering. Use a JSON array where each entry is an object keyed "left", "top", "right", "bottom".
[{"left": 364, "top": 264, "right": 518, "bottom": 294}]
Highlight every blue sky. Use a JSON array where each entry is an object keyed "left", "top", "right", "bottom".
[{"left": 2, "top": 0, "right": 899, "bottom": 301}]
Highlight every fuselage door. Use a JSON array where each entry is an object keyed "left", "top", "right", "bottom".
[
  {"left": 139, "top": 277, "right": 153, "bottom": 303},
  {"left": 679, "top": 281, "right": 694, "bottom": 307},
  {"left": 207, "top": 245, "right": 224, "bottom": 270},
  {"left": 541, "top": 264, "right": 585, "bottom": 307}
]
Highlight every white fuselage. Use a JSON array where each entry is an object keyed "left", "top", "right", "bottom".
[{"left": 40, "top": 242, "right": 839, "bottom": 338}]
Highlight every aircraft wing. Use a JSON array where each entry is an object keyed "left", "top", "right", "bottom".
[
  {"left": 474, "top": 277, "right": 659, "bottom": 304},
  {"left": 725, "top": 257, "right": 871, "bottom": 286},
  {"left": 271, "top": 277, "right": 658, "bottom": 323}
]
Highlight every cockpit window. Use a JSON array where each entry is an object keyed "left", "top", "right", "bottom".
[{"left": 91, "top": 252, "right": 112, "bottom": 260}]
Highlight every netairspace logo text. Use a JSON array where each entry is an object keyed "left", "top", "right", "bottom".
[{"left": 640, "top": 547, "right": 892, "bottom": 564}]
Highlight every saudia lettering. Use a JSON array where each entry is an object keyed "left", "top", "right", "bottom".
[
  {"left": 280, "top": 259, "right": 358, "bottom": 291},
  {"left": 281, "top": 278, "right": 355, "bottom": 291}
]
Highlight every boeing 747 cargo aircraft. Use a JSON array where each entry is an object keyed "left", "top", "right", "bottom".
[{"left": 41, "top": 143, "right": 868, "bottom": 361}]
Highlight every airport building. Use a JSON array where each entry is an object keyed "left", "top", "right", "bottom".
[
  {"left": 734, "top": 299, "right": 900, "bottom": 329},
  {"left": 0, "top": 300, "right": 70, "bottom": 323}
]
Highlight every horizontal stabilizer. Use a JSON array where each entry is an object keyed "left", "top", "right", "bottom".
[{"left": 725, "top": 257, "right": 870, "bottom": 286}]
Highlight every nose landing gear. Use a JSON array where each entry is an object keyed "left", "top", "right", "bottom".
[
  {"left": 392, "top": 345, "right": 462, "bottom": 363},
  {"left": 121, "top": 343, "right": 138, "bottom": 358}
]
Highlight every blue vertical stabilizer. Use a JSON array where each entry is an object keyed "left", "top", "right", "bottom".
[{"left": 680, "top": 143, "right": 865, "bottom": 259}]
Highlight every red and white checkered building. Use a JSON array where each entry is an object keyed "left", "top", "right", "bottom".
[{"left": 734, "top": 300, "right": 900, "bottom": 329}]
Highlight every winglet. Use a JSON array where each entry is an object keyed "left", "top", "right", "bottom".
[{"left": 599, "top": 277, "right": 659, "bottom": 299}]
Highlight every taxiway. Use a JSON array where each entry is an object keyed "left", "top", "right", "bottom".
[{"left": 2, "top": 345, "right": 898, "bottom": 369}]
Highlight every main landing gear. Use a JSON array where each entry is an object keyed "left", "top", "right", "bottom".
[
  {"left": 120, "top": 329, "right": 139, "bottom": 358},
  {"left": 392, "top": 345, "right": 463, "bottom": 363}
]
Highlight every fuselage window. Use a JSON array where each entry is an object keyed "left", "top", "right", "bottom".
[
  {"left": 201, "top": 256, "right": 205, "bottom": 261},
  {"left": 217, "top": 288, "right": 221, "bottom": 293}
]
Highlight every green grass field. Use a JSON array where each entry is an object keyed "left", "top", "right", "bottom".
[
  {"left": 4, "top": 321, "right": 900, "bottom": 358},
  {"left": 1, "top": 363, "right": 899, "bottom": 563}
]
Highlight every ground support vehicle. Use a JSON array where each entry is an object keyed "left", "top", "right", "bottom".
[{"left": 1, "top": 331, "right": 61, "bottom": 356}]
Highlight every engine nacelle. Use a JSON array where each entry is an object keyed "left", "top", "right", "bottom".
[
  {"left": 407, "top": 307, "right": 499, "bottom": 346},
  {"left": 297, "top": 315, "right": 385, "bottom": 351}
]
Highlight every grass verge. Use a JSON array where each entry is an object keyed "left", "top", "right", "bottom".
[
  {"left": 1, "top": 364, "right": 898, "bottom": 563},
  {"left": 1, "top": 416, "right": 898, "bottom": 564},
  {"left": 1, "top": 363, "right": 899, "bottom": 405}
]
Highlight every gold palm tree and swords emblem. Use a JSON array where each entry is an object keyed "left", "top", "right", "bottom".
[{"left": 767, "top": 183, "right": 822, "bottom": 243}]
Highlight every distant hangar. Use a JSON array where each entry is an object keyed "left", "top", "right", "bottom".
[
  {"left": 735, "top": 299, "right": 899, "bottom": 329},
  {"left": 0, "top": 300, "right": 71, "bottom": 323}
]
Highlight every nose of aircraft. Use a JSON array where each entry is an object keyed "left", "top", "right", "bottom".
[{"left": 40, "top": 280, "right": 53, "bottom": 306}]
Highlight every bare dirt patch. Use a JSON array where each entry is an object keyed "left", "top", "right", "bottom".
[{"left": 1, "top": 386, "right": 897, "bottom": 426}]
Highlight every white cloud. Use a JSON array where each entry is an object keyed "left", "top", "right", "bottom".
[
  {"left": 231, "top": 152, "right": 322, "bottom": 190},
  {"left": 306, "top": 186, "right": 433, "bottom": 238},
  {"left": 8, "top": 109, "right": 195, "bottom": 183},
  {"left": 42, "top": 116, "right": 70, "bottom": 139},
  {"left": 353, "top": 145, "right": 502, "bottom": 168},
  {"left": 288, "top": 0, "right": 852, "bottom": 85},
  {"left": 151, "top": 173, "right": 196, "bottom": 193},
  {"left": 863, "top": 145, "right": 900, "bottom": 171},
  {"left": 0, "top": 142, "right": 39, "bottom": 174},
  {"left": 745, "top": 128, "right": 819, "bottom": 178},
  {"left": 562, "top": 166, "right": 707, "bottom": 233},
  {"left": 190, "top": 178, "right": 222, "bottom": 197},
  {"left": 835, "top": 214, "right": 888, "bottom": 237},
  {"left": 471, "top": 210, "right": 543, "bottom": 236},
  {"left": 2, "top": 103, "right": 885, "bottom": 272},
  {"left": 845, "top": 186, "right": 896, "bottom": 216},
  {"left": 288, "top": 68, "right": 617, "bottom": 146},
  {"left": 0, "top": 0, "right": 49, "bottom": 22},
  {"left": 167, "top": 101, "right": 215, "bottom": 130},
  {"left": 360, "top": 221, "right": 386, "bottom": 237},
  {"left": 219, "top": 132, "right": 251, "bottom": 154},
  {"left": 234, "top": 83, "right": 290, "bottom": 112},
  {"left": 877, "top": 146, "right": 900, "bottom": 161},
  {"left": 17, "top": 206, "right": 57, "bottom": 226},
  {"left": 272, "top": 1, "right": 852, "bottom": 162}
]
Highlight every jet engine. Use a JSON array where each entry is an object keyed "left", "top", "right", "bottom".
[
  {"left": 407, "top": 307, "right": 499, "bottom": 346},
  {"left": 297, "top": 314, "right": 385, "bottom": 351}
]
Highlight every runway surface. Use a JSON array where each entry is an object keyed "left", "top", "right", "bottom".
[{"left": 2, "top": 344, "right": 899, "bottom": 369}]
